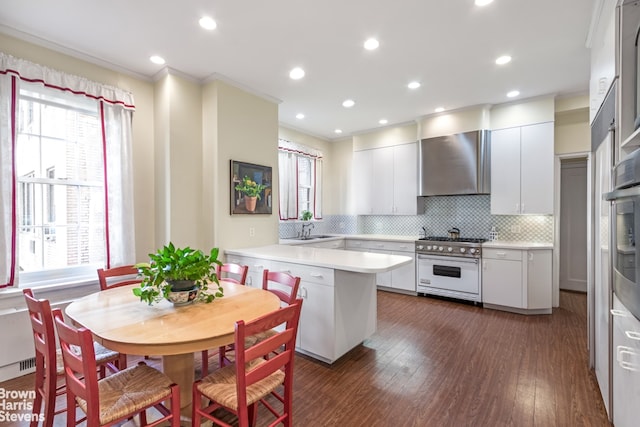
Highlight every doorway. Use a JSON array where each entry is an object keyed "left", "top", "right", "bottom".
[{"left": 559, "top": 158, "right": 588, "bottom": 292}]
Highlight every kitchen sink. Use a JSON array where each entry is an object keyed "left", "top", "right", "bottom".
[{"left": 283, "top": 235, "right": 336, "bottom": 241}]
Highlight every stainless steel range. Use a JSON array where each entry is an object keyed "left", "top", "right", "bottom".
[{"left": 415, "top": 236, "right": 486, "bottom": 303}]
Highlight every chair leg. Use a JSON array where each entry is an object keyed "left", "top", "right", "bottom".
[
  {"left": 248, "top": 402, "right": 258, "bottom": 427},
  {"left": 218, "top": 345, "right": 226, "bottom": 368},
  {"left": 201, "top": 350, "right": 209, "bottom": 376},
  {"left": 171, "top": 384, "right": 180, "bottom": 427}
]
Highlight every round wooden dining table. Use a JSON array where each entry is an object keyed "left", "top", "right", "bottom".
[{"left": 65, "top": 281, "right": 280, "bottom": 417}]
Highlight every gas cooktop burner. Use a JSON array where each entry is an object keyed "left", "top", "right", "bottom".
[{"left": 419, "top": 236, "right": 487, "bottom": 244}]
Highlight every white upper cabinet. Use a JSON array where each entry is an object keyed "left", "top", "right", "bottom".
[
  {"left": 353, "top": 142, "right": 418, "bottom": 215},
  {"left": 491, "top": 122, "right": 554, "bottom": 215},
  {"left": 352, "top": 149, "right": 374, "bottom": 215}
]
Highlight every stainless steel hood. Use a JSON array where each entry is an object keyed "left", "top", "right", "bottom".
[{"left": 418, "top": 130, "right": 491, "bottom": 196}]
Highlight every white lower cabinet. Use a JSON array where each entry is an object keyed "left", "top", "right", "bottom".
[
  {"left": 297, "top": 280, "right": 334, "bottom": 360},
  {"left": 482, "top": 248, "right": 552, "bottom": 313},
  {"left": 483, "top": 249, "right": 524, "bottom": 308},
  {"left": 612, "top": 294, "right": 640, "bottom": 427},
  {"left": 345, "top": 239, "right": 415, "bottom": 293},
  {"left": 225, "top": 255, "right": 267, "bottom": 289}
]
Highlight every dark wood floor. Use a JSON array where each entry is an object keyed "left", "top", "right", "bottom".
[{"left": 1, "top": 290, "right": 610, "bottom": 426}]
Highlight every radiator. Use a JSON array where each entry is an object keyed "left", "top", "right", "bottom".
[{"left": 0, "top": 300, "right": 72, "bottom": 382}]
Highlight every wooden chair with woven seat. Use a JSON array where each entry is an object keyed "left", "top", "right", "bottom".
[
  {"left": 192, "top": 299, "right": 303, "bottom": 427},
  {"left": 217, "top": 269, "right": 301, "bottom": 369},
  {"left": 201, "top": 263, "right": 250, "bottom": 375},
  {"left": 52, "top": 308, "right": 181, "bottom": 427},
  {"left": 97, "top": 264, "right": 141, "bottom": 291},
  {"left": 22, "top": 289, "right": 126, "bottom": 427}
]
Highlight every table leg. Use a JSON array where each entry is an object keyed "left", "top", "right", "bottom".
[{"left": 162, "top": 353, "right": 194, "bottom": 418}]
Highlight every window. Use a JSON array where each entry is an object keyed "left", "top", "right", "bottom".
[
  {"left": 15, "top": 82, "right": 106, "bottom": 279},
  {"left": 0, "top": 53, "right": 136, "bottom": 288},
  {"left": 297, "top": 156, "right": 313, "bottom": 215},
  {"left": 277, "top": 139, "right": 323, "bottom": 220}
]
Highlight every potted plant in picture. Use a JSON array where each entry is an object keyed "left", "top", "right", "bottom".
[
  {"left": 235, "top": 175, "right": 267, "bottom": 212},
  {"left": 133, "top": 242, "right": 224, "bottom": 306}
]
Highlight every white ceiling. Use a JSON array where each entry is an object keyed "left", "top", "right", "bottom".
[{"left": 0, "top": 0, "right": 594, "bottom": 140}]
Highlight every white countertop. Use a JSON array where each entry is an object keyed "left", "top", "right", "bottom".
[
  {"left": 279, "top": 234, "right": 418, "bottom": 245},
  {"left": 225, "top": 244, "right": 413, "bottom": 274},
  {"left": 482, "top": 241, "right": 554, "bottom": 250}
]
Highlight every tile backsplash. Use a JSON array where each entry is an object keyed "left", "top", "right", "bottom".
[{"left": 279, "top": 195, "right": 553, "bottom": 243}]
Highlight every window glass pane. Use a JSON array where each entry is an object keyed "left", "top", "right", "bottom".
[{"left": 16, "top": 82, "right": 105, "bottom": 276}]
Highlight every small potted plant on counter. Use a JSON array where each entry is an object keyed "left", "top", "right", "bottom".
[{"left": 133, "top": 242, "right": 224, "bottom": 306}]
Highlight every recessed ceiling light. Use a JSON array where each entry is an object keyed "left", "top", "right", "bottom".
[
  {"left": 475, "top": 0, "right": 494, "bottom": 6},
  {"left": 435, "top": 107, "right": 445, "bottom": 113},
  {"left": 342, "top": 99, "right": 355, "bottom": 108},
  {"left": 496, "top": 55, "right": 512, "bottom": 65},
  {"left": 334, "top": 129, "right": 343, "bottom": 134},
  {"left": 199, "top": 16, "right": 217, "bottom": 30},
  {"left": 289, "top": 67, "right": 305, "bottom": 80},
  {"left": 296, "top": 113, "right": 305, "bottom": 119},
  {"left": 149, "top": 55, "right": 165, "bottom": 65},
  {"left": 364, "top": 38, "right": 380, "bottom": 50},
  {"left": 379, "top": 119, "right": 388, "bottom": 125},
  {"left": 507, "top": 90, "right": 520, "bottom": 98},
  {"left": 408, "top": 81, "right": 421, "bottom": 90}
]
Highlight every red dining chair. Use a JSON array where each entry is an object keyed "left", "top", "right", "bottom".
[
  {"left": 216, "top": 269, "right": 301, "bottom": 370},
  {"left": 52, "top": 308, "right": 181, "bottom": 427},
  {"left": 22, "top": 289, "right": 125, "bottom": 427},
  {"left": 201, "top": 263, "right": 250, "bottom": 375},
  {"left": 216, "top": 262, "right": 249, "bottom": 285},
  {"left": 192, "top": 300, "right": 303, "bottom": 427},
  {"left": 97, "top": 265, "right": 141, "bottom": 291}
]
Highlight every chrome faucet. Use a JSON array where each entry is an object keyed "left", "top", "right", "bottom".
[{"left": 301, "top": 222, "right": 315, "bottom": 239}]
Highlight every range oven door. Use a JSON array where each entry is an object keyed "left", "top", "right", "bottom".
[
  {"left": 416, "top": 254, "right": 480, "bottom": 301},
  {"left": 605, "top": 186, "right": 640, "bottom": 321}
]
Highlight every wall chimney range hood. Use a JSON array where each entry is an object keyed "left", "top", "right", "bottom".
[{"left": 418, "top": 130, "right": 491, "bottom": 196}]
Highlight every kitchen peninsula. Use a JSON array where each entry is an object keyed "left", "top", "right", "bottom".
[{"left": 225, "top": 244, "right": 412, "bottom": 363}]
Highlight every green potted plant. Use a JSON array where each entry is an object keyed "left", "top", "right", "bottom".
[
  {"left": 235, "top": 175, "right": 267, "bottom": 212},
  {"left": 300, "top": 210, "right": 313, "bottom": 221},
  {"left": 133, "top": 242, "right": 224, "bottom": 306}
]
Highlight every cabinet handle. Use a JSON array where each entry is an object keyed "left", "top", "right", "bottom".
[
  {"left": 280, "top": 269, "right": 292, "bottom": 274},
  {"left": 515, "top": 203, "right": 519, "bottom": 213},
  {"left": 482, "top": 260, "right": 486, "bottom": 270},
  {"left": 246, "top": 276, "right": 252, "bottom": 286},
  {"left": 297, "top": 286, "right": 308, "bottom": 299},
  {"left": 521, "top": 203, "right": 525, "bottom": 213},
  {"left": 254, "top": 264, "right": 264, "bottom": 269},
  {"left": 528, "top": 253, "right": 534, "bottom": 262},
  {"left": 617, "top": 345, "right": 639, "bottom": 371},
  {"left": 611, "top": 309, "right": 629, "bottom": 317},
  {"left": 625, "top": 331, "right": 640, "bottom": 341},
  {"left": 310, "top": 272, "right": 323, "bottom": 278},
  {"left": 496, "top": 252, "right": 507, "bottom": 258}
]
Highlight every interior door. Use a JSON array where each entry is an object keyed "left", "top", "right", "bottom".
[{"left": 560, "top": 159, "right": 588, "bottom": 292}]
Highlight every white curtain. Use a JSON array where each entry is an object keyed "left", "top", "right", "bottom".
[
  {"left": 102, "top": 103, "right": 136, "bottom": 267},
  {"left": 278, "top": 150, "right": 298, "bottom": 220},
  {"left": 0, "top": 72, "right": 17, "bottom": 286},
  {"left": 0, "top": 52, "right": 135, "bottom": 286},
  {"left": 314, "top": 158, "right": 323, "bottom": 219}
]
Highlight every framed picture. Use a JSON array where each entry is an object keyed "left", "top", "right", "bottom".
[{"left": 230, "top": 160, "right": 273, "bottom": 215}]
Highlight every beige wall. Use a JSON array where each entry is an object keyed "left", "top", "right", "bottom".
[
  {"left": 353, "top": 122, "right": 418, "bottom": 150},
  {"left": 1, "top": 33, "right": 157, "bottom": 262},
  {"left": 207, "top": 81, "right": 280, "bottom": 252},
  {"left": 417, "top": 106, "right": 491, "bottom": 139},
  {"left": 490, "top": 96, "right": 555, "bottom": 129},
  {"left": 555, "top": 109, "right": 590, "bottom": 154}
]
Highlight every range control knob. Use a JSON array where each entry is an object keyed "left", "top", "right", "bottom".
[
  {"left": 417, "top": 245, "right": 424, "bottom": 250},
  {"left": 460, "top": 247, "right": 466, "bottom": 253},
  {"left": 469, "top": 248, "right": 476, "bottom": 254},
  {"left": 447, "top": 247, "right": 453, "bottom": 252},
  {"left": 438, "top": 246, "right": 444, "bottom": 251},
  {"left": 426, "top": 245, "right": 432, "bottom": 250}
]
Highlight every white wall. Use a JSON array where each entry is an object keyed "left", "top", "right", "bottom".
[
  {"left": 490, "top": 96, "right": 555, "bottom": 129},
  {"left": 418, "top": 106, "right": 490, "bottom": 139}
]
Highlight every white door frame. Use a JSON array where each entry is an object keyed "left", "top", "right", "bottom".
[{"left": 553, "top": 151, "right": 591, "bottom": 308}]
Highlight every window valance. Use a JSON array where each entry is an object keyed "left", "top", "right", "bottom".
[{"left": 0, "top": 52, "right": 135, "bottom": 109}]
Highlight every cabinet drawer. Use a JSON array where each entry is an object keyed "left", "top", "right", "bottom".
[
  {"left": 269, "top": 261, "right": 334, "bottom": 286},
  {"left": 483, "top": 248, "right": 522, "bottom": 261},
  {"left": 346, "top": 239, "right": 413, "bottom": 252}
]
